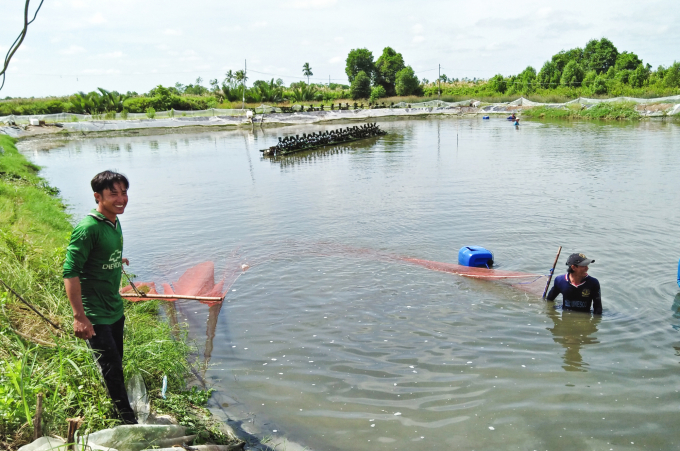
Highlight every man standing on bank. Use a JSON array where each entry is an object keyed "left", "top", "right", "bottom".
[
  {"left": 63, "top": 170, "right": 137, "bottom": 424},
  {"left": 546, "top": 253, "right": 602, "bottom": 314}
]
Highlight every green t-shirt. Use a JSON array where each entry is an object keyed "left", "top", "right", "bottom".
[{"left": 63, "top": 210, "right": 124, "bottom": 325}]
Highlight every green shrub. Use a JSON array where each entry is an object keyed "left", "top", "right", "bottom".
[
  {"left": 663, "top": 62, "right": 680, "bottom": 88},
  {"left": 395, "top": 66, "right": 422, "bottom": 96},
  {"left": 369, "top": 85, "right": 387, "bottom": 102},
  {"left": 560, "top": 61, "right": 585, "bottom": 87},
  {"left": 488, "top": 74, "right": 507, "bottom": 94},
  {"left": 350, "top": 71, "right": 371, "bottom": 100},
  {"left": 592, "top": 76, "right": 608, "bottom": 95},
  {"left": 146, "top": 107, "right": 156, "bottom": 119}
]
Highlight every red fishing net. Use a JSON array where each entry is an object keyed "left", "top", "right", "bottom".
[
  {"left": 120, "top": 243, "right": 549, "bottom": 305},
  {"left": 121, "top": 261, "right": 246, "bottom": 306}
]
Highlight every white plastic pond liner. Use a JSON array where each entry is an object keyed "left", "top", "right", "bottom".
[
  {"left": 79, "top": 424, "right": 193, "bottom": 451},
  {"left": 2, "top": 96, "right": 679, "bottom": 137},
  {"left": 17, "top": 425, "right": 192, "bottom": 451},
  {"left": 0, "top": 109, "right": 248, "bottom": 125}
]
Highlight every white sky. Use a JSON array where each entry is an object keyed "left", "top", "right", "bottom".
[{"left": 1, "top": 0, "right": 678, "bottom": 98}]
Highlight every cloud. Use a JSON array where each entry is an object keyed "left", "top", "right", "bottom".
[
  {"left": 163, "top": 29, "right": 183, "bottom": 36},
  {"left": 99, "top": 51, "right": 124, "bottom": 58},
  {"left": 412, "top": 24, "right": 423, "bottom": 34},
  {"left": 251, "top": 21, "right": 268, "bottom": 28},
  {"left": 89, "top": 12, "right": 106, "bottom": 24},
  {"left": 413, "top": 36, "right": 425, "bottom": 43},
  {"left": 329, "top": 56, "right": 342, "bottom": 64},
  {"left": 334, "top": 37, "right": 344, "bottom": 43},
  {"left": 82, "top": 69, "right": 121, "bottom": 75},
  {"left": 69, "top": 0, "right": 88, "bottom": 9},
  {"left": 283, "top": 0, "right": 337, "bottom": 8},
  {"left": 60, "top": 45, "right": 86, "bottom": 55}
]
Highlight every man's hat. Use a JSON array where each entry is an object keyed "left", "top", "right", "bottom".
[{"left": 566, "top": 253, "right": 594, "bottom": 267}]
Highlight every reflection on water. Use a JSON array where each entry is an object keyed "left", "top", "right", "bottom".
[
  {"left": 545, "top": 307, "right": 600, "bottom": 372},
  {"left": 671, "top": 293, "right": 680, "bottom": 331},
  {"left": 264, "top": 143, "right": 366, "bottom": 167},
  {"left": 21, "top": 118, "right": 680, "bottom": 451}
]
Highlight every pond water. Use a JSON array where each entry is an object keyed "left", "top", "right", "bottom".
[{"left": 22, "top": 117, "right": 680, "bottom": 450}]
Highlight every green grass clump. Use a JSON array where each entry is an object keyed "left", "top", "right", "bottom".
[
  {"left": 153, "top": 387, "right": 233, "bottom": 445},
  {"left": 579, "top": 101, "right": 640, "bottom": 120},
  {"left": 523, "top": 102, "right": 639, "bottom": 120},
  {"left": 0, "top": 135, "right": 217, "bottom": 450}
]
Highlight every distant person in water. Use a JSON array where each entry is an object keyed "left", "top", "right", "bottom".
[
  {"left": 510, "top": 113, "right": 516, "bottom": 120},
  {"left": 546, "top": 253, "right": 602, "bottom": 314}
]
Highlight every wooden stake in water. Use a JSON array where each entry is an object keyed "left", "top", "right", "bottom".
[{"left": 542, "top": 246, "right": 562, "bottom": 299}]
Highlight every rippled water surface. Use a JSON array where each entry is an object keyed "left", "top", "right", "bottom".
[{"left": 22, "top": 118, "right": 680, "bottom": 450}]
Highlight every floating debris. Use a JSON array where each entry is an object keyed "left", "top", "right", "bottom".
[{"left": 260, "top": 123, "right": 387, "bottom": 157}]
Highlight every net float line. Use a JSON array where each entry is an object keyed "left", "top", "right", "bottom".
[{"left": 400, "top": 257, "right": 542, "bottom": 280}]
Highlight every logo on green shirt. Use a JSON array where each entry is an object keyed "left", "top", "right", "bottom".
[{"left": 102, "top": 249, "right": 122, "bottom": 270}]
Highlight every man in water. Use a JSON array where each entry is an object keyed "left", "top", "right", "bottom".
[
  {"left": 546, "top": 253, "right": 602, "bottom": 314},
  {"left": 63, "top": 170, "right": 137, "bottom": 424}
]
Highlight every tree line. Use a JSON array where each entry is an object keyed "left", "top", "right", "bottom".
[
  {"left": 1, "top": 37, "right": 679, "bottom": 116},
  {"left": 483, "top": 37, "right": 680, "bottom": 97}
]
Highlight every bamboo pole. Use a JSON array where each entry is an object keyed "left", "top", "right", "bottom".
[
  {"left": 66, "top": 417, "right": 82, "bottom": 451},
  {"left": 0, "top": 279, "right": 61, "bottom": 330},
  {"left": 120, "top": 293, "right": 224, "bottom": 301},
  {"left": 542, "top": 246, "right": 562, "bottom": 299},
  {"left": 33, "top": 393, "right": 43, "bottom": 440}
]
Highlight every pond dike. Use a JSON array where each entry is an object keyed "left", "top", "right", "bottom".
[
  {"left": 0, "top": 106, "right": 485, "bottom": 138},
  {"left": 4, "top": 101, "right": 677, "bottom": 140}
]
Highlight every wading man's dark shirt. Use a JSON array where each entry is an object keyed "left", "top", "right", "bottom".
[{"left": 547, "top": 274, "right": 602, "bottom": 314}]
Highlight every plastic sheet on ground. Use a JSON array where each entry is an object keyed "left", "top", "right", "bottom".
[
  {"left": 78, "top": 424, "right": 193, "bottom": 451},
  {"left": 0, "top": 109, "right": 248, "bottom": 125},
  {"left": 18, "top": 425, "right": 192, "bottom": 451},
  {"left": 126, "top": 373, "right": 150, "bottom": 424}
]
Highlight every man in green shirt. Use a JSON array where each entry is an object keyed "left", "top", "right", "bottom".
[{"left": 63, "top": 170, "right": 136, "bottom": 424}]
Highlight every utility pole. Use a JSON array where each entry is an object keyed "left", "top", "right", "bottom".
[
  {"left": 242, "top": 59, "right": 246, "bottom": 110},
  {"left": 438, "top": 64, "right": 441, "bottom": 102}
]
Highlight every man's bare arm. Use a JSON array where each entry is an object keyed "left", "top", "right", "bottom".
[{"left": 64, "top": 277, "right": 95, "bottom": 339}]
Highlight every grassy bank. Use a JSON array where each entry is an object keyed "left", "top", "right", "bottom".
[
  {"left": 522, "top": 101, "right": 642, "bottom": 120},
  {"left": 0, "top": 135, "right": 232, "bottom": 449}
]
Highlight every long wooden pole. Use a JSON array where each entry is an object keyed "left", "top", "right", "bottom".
[
  {"left": 120, "top": 293, "right": 224, "bottom": 302},
  {"left": 0, "top": 279, "right": 61, "bottom": 329},
  {"left": 33, "top": 393, "right": 43, "bottom": 440},
  {"left": 542, "top": 246, "right": 562, "bottom": 299}
]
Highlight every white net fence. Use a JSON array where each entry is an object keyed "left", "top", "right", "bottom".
[{"left": 0, "top": 108, "right": 248, "bottom": 125}]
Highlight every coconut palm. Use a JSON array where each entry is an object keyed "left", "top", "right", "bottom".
[
  {"left": 302, "top": 62, "right": 313, "bottom": 84},
  {"left": 224, "top": 70, "right": 235, "bottom": 88}
]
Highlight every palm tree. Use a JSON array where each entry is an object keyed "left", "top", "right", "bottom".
[
  {"left": 302, "top": 62, "right": 313, "bottom": 85},
  {"left": 234, "top": 70, "right": 248, "bottom": 84},
  {"left": 224, "top": 70, "right": 235, "bottom": 87}
]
